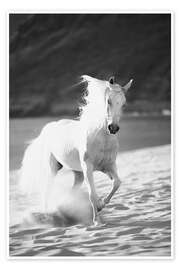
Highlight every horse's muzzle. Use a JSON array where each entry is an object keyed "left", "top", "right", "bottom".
[{"left": 108, "top": 124, "right": 120, "bottom": 134}]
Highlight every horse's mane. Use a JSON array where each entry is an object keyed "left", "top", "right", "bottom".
[{"left": 79, "top": 75, "right": 107, "bottom": 122}]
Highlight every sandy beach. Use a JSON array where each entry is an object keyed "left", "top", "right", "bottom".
[{"left": 9, "top": 116, "right": 171, "bottom": 257}]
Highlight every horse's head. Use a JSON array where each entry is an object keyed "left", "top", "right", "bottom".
[
  {"left": 80, "top": 75, "right": 133, "bottom": 133},
  {"left": 105, "top": 76, "right": 133, "bottom": 135}
]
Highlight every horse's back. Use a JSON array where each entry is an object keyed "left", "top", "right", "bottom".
[{"left": 57, "top": 119, "right": 78, "bottom": 126}]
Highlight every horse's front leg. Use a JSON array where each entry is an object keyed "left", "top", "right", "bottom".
[
  {"left": 81, "top": 159, "right": 102, "bottom": 225},
  {"left": 104, "top": 165, "right": 121, "bottom": 205}
]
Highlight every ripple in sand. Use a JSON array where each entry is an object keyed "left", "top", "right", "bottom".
[{"left": 9, "top": 145, "right": 171, "bottom": 257}]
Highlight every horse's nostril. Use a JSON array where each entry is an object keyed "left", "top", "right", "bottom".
[
  {"left": 108, "top": 124, "right": 113, "bottom": 132},
  {"left": 108, "top": 124, "right": 119, "bottom": 134}
]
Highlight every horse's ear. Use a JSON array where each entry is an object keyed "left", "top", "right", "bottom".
[
  {"left": 109, "top": 76, "right": 115, "bottom": 85},
  {"left": 81, "top": 75, "right": 95, "bottom": 83},
  {"left": 122, "top": 79, "right": 133, "bottom": 93}
]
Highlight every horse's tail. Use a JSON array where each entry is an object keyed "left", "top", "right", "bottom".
[{"left": 19, "top": 122, "right": 55, "bottom": 195}]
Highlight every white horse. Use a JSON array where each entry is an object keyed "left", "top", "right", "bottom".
[{"left": 19, "top": 75, "right": 133, "bottom": 225}]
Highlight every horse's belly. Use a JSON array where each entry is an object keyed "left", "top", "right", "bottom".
[
  {"left": 50, "top": 121, "right": 82, "bottom": 172},
  {"left": 52, "top": 143, "right": 81, "bottom": 171}
]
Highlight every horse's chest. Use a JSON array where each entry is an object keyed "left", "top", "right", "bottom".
[{"left": 88, "top": 138, "right": 118, "bottom": 171}]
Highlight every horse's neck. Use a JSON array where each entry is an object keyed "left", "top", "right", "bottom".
[
  {"left": 80, "top": 101, "right": 106, "bottom": 124},
  {"left": 80, "top": 117, "right": 118, "bottom": 147},
  {"left": 79, "top": 107, "right": 118, "bottom": 146},
  {"left": 80, "top": 114, "right": 106, "bottom": 133}
]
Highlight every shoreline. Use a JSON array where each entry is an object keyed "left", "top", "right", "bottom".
[
  {"left": 9, "top": 112, "right": 171, "bottom": 120},
  {"left": 9, "top": 116, "right": 171, "bottom": 171}
]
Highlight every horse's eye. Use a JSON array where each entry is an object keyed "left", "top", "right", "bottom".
[{"left": 109, "top": 77, "right": 114, "bottom": 84}]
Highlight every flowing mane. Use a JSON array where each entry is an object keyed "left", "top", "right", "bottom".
[{"left": 79, "top": 75, "right": 108, "bottom": 123}]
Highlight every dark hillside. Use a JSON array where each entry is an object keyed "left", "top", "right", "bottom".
[{"left": 9, "top": 14, "right": 171, "bottom": 117}]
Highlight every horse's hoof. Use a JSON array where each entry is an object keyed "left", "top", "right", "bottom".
[
  {"left": 97, "top": 198, "right": 105, "bottom": 212},
  {"left": 93, "top": 220, "right": 100, "bottom": 226},
  {"left": 93, "top": 215, "right": 104, "bottom": 226}
]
